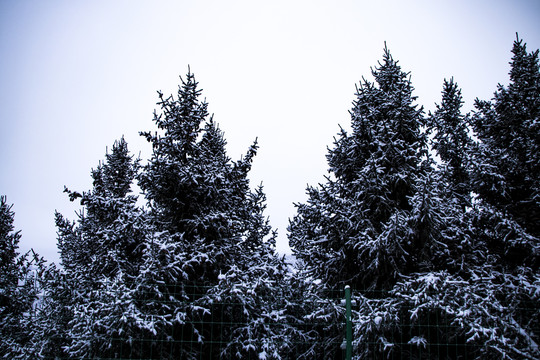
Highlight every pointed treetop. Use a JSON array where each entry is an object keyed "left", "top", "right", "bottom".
[
  {"left": 142, "top": 68, "right": 210, "bottom": 163},
  {"left": 0, "top": 195, "right": 21, "bottom": 261},
  {"left": 508, "top": 34, "right": 540, "bottom": 91},
  {"left": 439, "top": 77, "right": 464, "bottom": 117},
  {"left": 89, "top": 136, "right": 137, "bottom": 199},
  {"left": 371, "top": 43, "right": 412, "bottom": 94}
]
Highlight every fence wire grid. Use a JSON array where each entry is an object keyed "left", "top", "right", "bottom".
[{"left": 33, "top": 282, "right": 538, "bottom": 360}]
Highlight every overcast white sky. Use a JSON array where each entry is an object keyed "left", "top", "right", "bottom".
[{"left": 1, "top": 0, "right": 539, "bottom": 262}]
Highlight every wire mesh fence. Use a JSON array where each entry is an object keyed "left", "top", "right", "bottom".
[{"left": 36, "top": 281, "right": 538, "bottom": 360}]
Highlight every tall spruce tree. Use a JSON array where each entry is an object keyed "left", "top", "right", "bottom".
[
  {"left": 0, "top": 196, "right": 43, "bottom": 358},
  {"left": 289, "top": 45, "right": 428, "bottom": 293},
  {"left": 363, "top": 41, "right": 540, "bottom": 359},
  {"left": 138, "top": 70, "right": 291, "bottom": 358},
  {"left": 37, "top": 70, "right": 292, "bottom": 360},
  {"left": 472, "top": 35, "right": 540, "bottom": 238},
  {"left": 289, "top": 46, "right": 440, "bottom": 358},
  {"left": 428, "top": 78, "right": 473, "bottom": 209},
  {"left": 288, "top": 44, "right": 540, "bottom": 359},
  {"left": 59, "top": 137, "right": 143, "bottom": 281},
  {"left": 458, "top": 36, "right": 540, "bottom": 358},
  {"left": 53, "top": 138, "right": 149, "bottom": 358}
]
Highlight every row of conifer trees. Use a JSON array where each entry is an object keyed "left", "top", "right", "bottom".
[{"left": 1, "top": 36, "right": 539, "bottom": 359}]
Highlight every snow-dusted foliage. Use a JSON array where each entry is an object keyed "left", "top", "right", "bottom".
[
  {"left": 427, "top": 78, "right": 473, "bottom": 209},
  {"left": 289, "top": 40, "right": 540, "bottom": 359},
  {"left": 472, "top": 35, "right": 540, "bottom": 238},
  {"left": 136, "top": 70, "right": 291, "bottom": 358},
  {"left": 351, "top": 268, "right": 539, "bottom": 359},
  {"left": 6, "top": 38, "right": 539, "bottom": 359},
  {"left": 290, "top": 45, "right": 428, "bottom": 293},
  {"left": 48, "top": 138, "right": 150, "bottom": 358},
  {"left": 59, "top": 137, "right": 144, "bottom": 280},
  {"left": 289, "top": 45, "right": 433, "bottom": 357},
  {"left": 0, "top": 196, "right": 44, "bottom": 358},
  {"left": 28, "top": 263, "right": 72, "bottom": 359}
]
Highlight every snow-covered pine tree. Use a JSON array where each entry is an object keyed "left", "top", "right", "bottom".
[
  {"left": 428, "top": 78, "right": 473, "bottom": 209},
  {"left": 0, "top": 196, "right": 43, "bottom": 358},
  {"left": 455, "top": 39, "right": 540, "bottom": 359},
  {"left": 348, "top": 40, "right": 539, "bottom": 359},
  {"left": 139, "top": 70, "right": 210, "bottom": 238},
  {"left": 138, "top": 70, "right": 291, "bottom": 358},
  {"left": 289, "top": 45, "right": 427, "bottom": 293},
  {"left": 288, "top": 45, "right": 535, "bottom": 359},
  {"left": 288, "top": 45, "right": 433, "bottom": 358},
  {"left": 60, "top": 137, "right": 143, "bottom": 280},
  {"left": 455, "top": 36, "right": 540, "bottom": 359},
  {"left": 53, "top": 137, "right": 149, "bottom": 358},
  {"left": 472, "top": 35, "right": 540, "bottom": 239}
]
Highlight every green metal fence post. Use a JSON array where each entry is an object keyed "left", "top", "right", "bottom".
[{"left": 345, "top": 285, "right": 352, "bottom": 360}]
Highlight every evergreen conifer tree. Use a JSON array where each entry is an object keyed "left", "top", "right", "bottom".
[
  {"left": 289, "top": 45, "right": 428, "bottom": 293},
  {"left": 53, "top": 138, "right": 149, "bottom": 358},
  {"left": 428, "top": 78, "right": 473, "bottom": 209},
  {"left": 288, "top": 44, "right": 540, "bottom": 359},
  {"left": 0, "top": 196, "right": 43, "bottom": 358},
  {"left": 39, "top": 70, "right": 291, "bottom": 359},
  {"left": 137, "top": 70, "right": 291, "bottom": 358},
  {"left": 59, "top": 137, "right": 143, "bottom": 280},
  {"left": 472, "top": 35, "right": 540, "bottom": 238},
  {"left": 372, "top": 41, "right": 540, "bottom": 358},
  {"left": 289, "top": 46, "right": 438, "bottom": 358}
]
